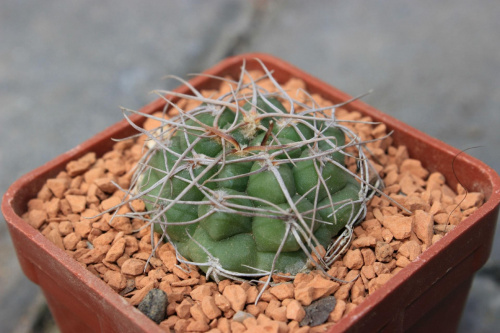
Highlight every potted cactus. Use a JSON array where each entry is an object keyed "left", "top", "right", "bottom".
[
  {"left": 114, "top": 60, "right": 383, "bottom": 288},
  {"left": 2, "top": 54, "right": 500, "bottom": 333}
]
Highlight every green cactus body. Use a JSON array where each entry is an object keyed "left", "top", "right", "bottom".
[
  {"left": 246, "top": 161, "right": 296, "bottom": 205},
  {"left": 293, "top": 149, "right": 350, "bottom": 203},
  {"left": 135, "top": 80, "right": 369, "bottom": 279},
  {"left": 159, "top": 203, "right": 198, "bottom": 242},
  {"left": 273, "top": 118, "right": 314, "bottom": 142},
  {"left": 178, "top": 107, "right": 235, "bottom": 157},
  {"left": 318, "top": 125, "right": 346, "bottom": 165},
  {"left": 214, "top": 154, "right": 253, "bottom": 192},
  {"left": 188, "top": 228, "right": 258, "bottom": 274},
  {"left": 198, "top": 188, "right": 254, "bottom": 241},
  {"left": 249, "top": 133, "right": 302, "bottom": 159},
  {"left": 242, "top": 96, "right": 286, "bottom": 128},
  {"left": 318, "top": 181, "right": 363, "bottom": 236},
  {"left": 252, "top": 196, "right": 317, "bottom": 252}
]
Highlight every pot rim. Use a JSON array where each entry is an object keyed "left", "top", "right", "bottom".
[{"left": 3, "top": 53, "right": 500, "bottom": 332}]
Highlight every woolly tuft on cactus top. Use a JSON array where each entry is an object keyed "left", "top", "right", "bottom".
[{"left": 118, "top": 60, "right": 384, "bottom": 283}]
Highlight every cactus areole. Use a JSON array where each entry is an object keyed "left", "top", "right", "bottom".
[{"left": 124, "top": 60, "right": 379, "bottom": 282}]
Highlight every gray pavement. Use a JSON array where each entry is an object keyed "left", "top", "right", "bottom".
[{"left": 1, "top": 1, "right": 499, "bottom": 332}]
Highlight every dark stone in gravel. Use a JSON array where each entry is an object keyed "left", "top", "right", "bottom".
[
  {"left": 138, "top": 289, "right": 168, "bottom": 324},
  {"left": 119, "top": 279, "right": 136, "bottom": 296},
  {"left": 300, "top": 296, "right": 337, "bottom": 327}
]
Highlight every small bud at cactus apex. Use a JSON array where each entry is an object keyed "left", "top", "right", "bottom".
[{"left": 128, "top": 60, "right": 381, "bottom": 282}]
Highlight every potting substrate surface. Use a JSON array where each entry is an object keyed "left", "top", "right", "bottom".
[{"left": 22, "top": 72, "right": 485, "bottom": 333}]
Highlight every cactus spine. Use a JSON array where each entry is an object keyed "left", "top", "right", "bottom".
[{"left": 120, "top": 60, "right": 382, "bottom": 283}]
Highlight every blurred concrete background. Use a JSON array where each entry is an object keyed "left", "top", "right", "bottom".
[{"left": 1, "top": 0, "right": 499, "bottom": 332}]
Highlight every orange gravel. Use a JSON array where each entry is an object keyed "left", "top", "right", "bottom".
[{"left": 23, "top": 72, "right": 485, "bottom": 333}]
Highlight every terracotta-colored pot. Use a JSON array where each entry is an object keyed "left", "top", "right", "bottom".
[{"left": 2, "top": 54, "right": 500, "bottom": 332}]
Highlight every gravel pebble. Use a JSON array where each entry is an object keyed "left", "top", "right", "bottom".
[
  {"left": 300, "top": 296, "right": 337, "bottom": 327},
  {"left": 138, "top": 289, "right": 168, "bottom": 324}
]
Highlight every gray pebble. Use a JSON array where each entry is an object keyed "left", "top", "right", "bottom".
[
  {"left": 300, "top": 296, "right": 337, "bottom": 327},
  {"left": 232, "top": 311, "right": 255, "bottom": 323},
  {"left": 138, "top": 288, "right": 168, "bottom": 324}
]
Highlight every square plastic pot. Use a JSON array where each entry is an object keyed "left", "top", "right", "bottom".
[{"left": 3, "top": 53, "right": 500, "bottom": 333}]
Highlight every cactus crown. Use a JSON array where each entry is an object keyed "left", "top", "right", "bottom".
[{"left": 119, "top": 60, "right": 382, "bottom": 285}]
